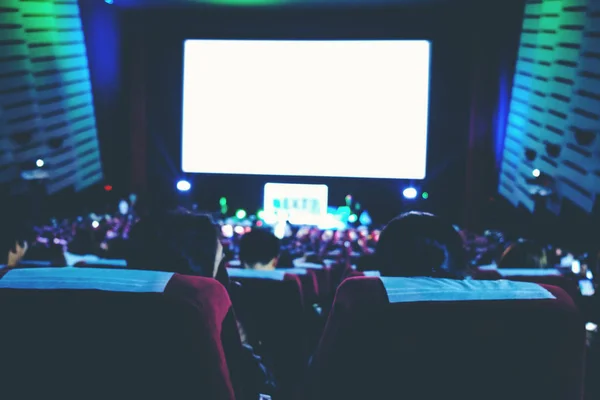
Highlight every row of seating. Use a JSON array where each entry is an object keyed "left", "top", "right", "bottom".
[{"left": 0, "top": 265, "right": 586, "bottom": 399}]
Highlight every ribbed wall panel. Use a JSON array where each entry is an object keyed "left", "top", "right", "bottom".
[
  {"left": 0, "top": 0, "right": 102, "bottom": 195},
  {"left": 500, "top": 0, "right": 600, "bottom": 214}
]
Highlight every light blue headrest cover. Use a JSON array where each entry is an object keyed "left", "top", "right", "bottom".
[
  {"left": 496, "top": 268, "right": 562, "bottom": 277},
  {"left": 276, "top": 268, "right": 308, "bottom": 275},
  {"left": 380, "top": 277, "right": 555, "bottom": 303},
  {"left": 293, "top": 261, "right": 324, "bottom": 269},
  {"left": 226, "top": 268, "right": 286, "bottom": 281},
  {"left": 0, "top": 267, "right": 174, "bottom": 293},
  {"left": 85, "top": 259, "right": 127, "bottom": 267}
]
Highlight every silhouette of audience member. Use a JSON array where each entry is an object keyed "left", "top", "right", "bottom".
[
  {"left": 375, "top": 211, "right": 469, "bottom": 279},
  {"left": 0, "top": 211, "right": 29, "bottom": 267},
  {"left": 127, "top": 209, "right": 276, "bottom": 399},
  {"left": 127, "top": 209, "right": 225, "bottom": 279},
  {"left": 498, "top": 239, "right": 548, "bottom": 269},
  {"left": 239, "top": 229, "right": 281, "bottom": 271},
  {"left": 355, "top": 253, "right": 377, "bottom": 272}
]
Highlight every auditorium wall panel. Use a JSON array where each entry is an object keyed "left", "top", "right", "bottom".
[
  {"left": 0, "top": 0, "right": 102, "bottom": 195},
  {"left": 500, "top": 0, "right": 600, "bottom": 215}
]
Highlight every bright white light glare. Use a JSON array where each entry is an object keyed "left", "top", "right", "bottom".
[
  {"left": 317, "top": 214, "right": 346, "bottom": 230},
  {"left": 274, "top": 221, "right": 286, "bottom": 239},
  {"left": 261, "top": 211, "right": 278, "bottom": 225},
  {"left": 586, "top": 322, "right": 598, "bottom": 332},
  {"left": 587, "top": 271, "right": 594, "bottom": 280},
  {"left": 118, "top": 200, "right": 129, "bottom": 215},
  {"left": 176, "top": 180, "right": 191, "bottom": 192},
  {"left": 91, "top": 221, "right": 100, "bottom": 229},
  {"left": 234, "top": 226, "right": 244, "bottom": 235},
  {"left": 403, "top": 187, "right": 418, "bottom": 199},
  {"left": 572, "top": 260, "right": 581, "bottom": 274},
  {"left": 221, "top": 224, "right": 234, "bottom": 238},
  {"left": 532, "top": 169, "right": 541, "bottom": 177},
  {"left": 580, "top": 280, "right": 596, "bottom": 296},
  {"left": 182, "top": 40, "right": 430, "bottom": 179},
  {"left": 36, "top": 159, "right": 44, "bottom": 168},
  {"left": 561, "top": 254, "right": 575, "bottom": 267}
]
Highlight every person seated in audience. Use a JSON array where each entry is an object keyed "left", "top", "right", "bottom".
[
  {"left": 239, "top": 229, "right": 281, "bottom": 271},
  {"left": 275, "top": 248, "right": 297, "bottom": 269},
  {"left": 127, "top": 209, "right": 224, "bottom": 278},
  {"left": 375, "top": 211, "right": 469, "bottom": 279},
  {"left": 0, "top": 212, "right": 29, "bottom": 267},
  {"left": 498, "top": 239, "right": 548, "bottom": 269},
  {"left": 355, "top": 253, "right": 377, "bottom": 272},
  {"left": 127, "top": 209, "right": 276, "bottom": 399}
]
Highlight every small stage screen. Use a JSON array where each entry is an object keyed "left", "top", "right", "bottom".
[
  {"left": 182, "top": 39, "right": 430, "bottom": 180},
  {"left": 263, "top": 183, "right": 328, "bottom": 226}
]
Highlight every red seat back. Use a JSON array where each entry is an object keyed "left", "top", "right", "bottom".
[
  {"left": 278, "top": 268, "right": 319, "bottom": 306},
  {"left": 310, "top": 276, "right": 585, "bottom": 400},
  {"left": 294, "top": 261, "right": 331, "bottom": 301},
  {"left": 0, "top": 267, "right": 237, "bottom": 400}
]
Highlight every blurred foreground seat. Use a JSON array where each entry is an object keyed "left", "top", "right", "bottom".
[
  {"left": 0, "top": 267, "right": 241, "bottom": 400},
  {"left": 310, "top": 276, "right": 585, "bottom": 400}
]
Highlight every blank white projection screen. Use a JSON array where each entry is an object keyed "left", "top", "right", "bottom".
[{"left": 182, "top": 40, "right": 430, "bottom": 179}]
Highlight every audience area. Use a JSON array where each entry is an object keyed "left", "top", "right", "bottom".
[{"left": 0, "top": 198, "right": 597, "bottom": 399}]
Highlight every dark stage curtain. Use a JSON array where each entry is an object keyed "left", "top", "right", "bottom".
[
  {"left": 125, "top": 23, "right": 149, "bottom": 195},
  {"left": 78, "top": 0, "right": 127, "bottom": 192},
  {"left": 463, "top": 1, "right": 526, "bottom": 231}
]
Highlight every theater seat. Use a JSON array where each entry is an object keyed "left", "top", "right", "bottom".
[
  {"left": 278, "top": 267, "right": 319, "bottom": 306},
  {"left": 278, "top": 268, "right": 328, "bottom": 355},
  {"left": 0, "top": 267, "right": 240, "bottom": 400},
  {"left": 294, "top": 261, "right": 332, "bottom": 302},
  {"left": 340, "top": 269, "right": 380, "bottom": 283},
  {"left": 310, "top": 276, "right": 585, "bottom": 400},
  {"left": 495, "top": 268, "right": 580, "bottom": 303},
  {"left": 227, "top": 268, "right": 308, "bottom": 398}
]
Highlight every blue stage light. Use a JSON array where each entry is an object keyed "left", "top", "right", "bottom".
[
  {"left": 176, "top": 180, "right": 191, "bottom": 192},
  {"left": 403, "top": 187, "right": 418, "bottom": 199}
]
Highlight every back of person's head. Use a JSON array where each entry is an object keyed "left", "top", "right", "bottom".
[
  {"left": 127, "top": 209, "right": 222, "bottom": 278},
  {"left": 375, "top": 211, "right": 468, "bottom": 279},
  {"left": 276, "top": 248, "right": 295, "bottom": 268},
  {"left": 239, "top": 229, "right": 281, "bottom": 270},
  {"left": 498, "top": 239, "right": 547, "bottom": 269},
  {"left": 355, "top": 253, "right": 377, "bottom": 272},
  {"left": 0, "top": 204, "right": 30, "bottom": 266}
]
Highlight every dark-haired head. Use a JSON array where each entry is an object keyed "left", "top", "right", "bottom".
[
  {"left": 127, "top": 209, "right": 224, "bottom": 280},
  {"left": 375, "top": 211, "right": 468, "bottom": 279},
  {"left": 239, "top": 229, "right": 281, "bottom": 270}
]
